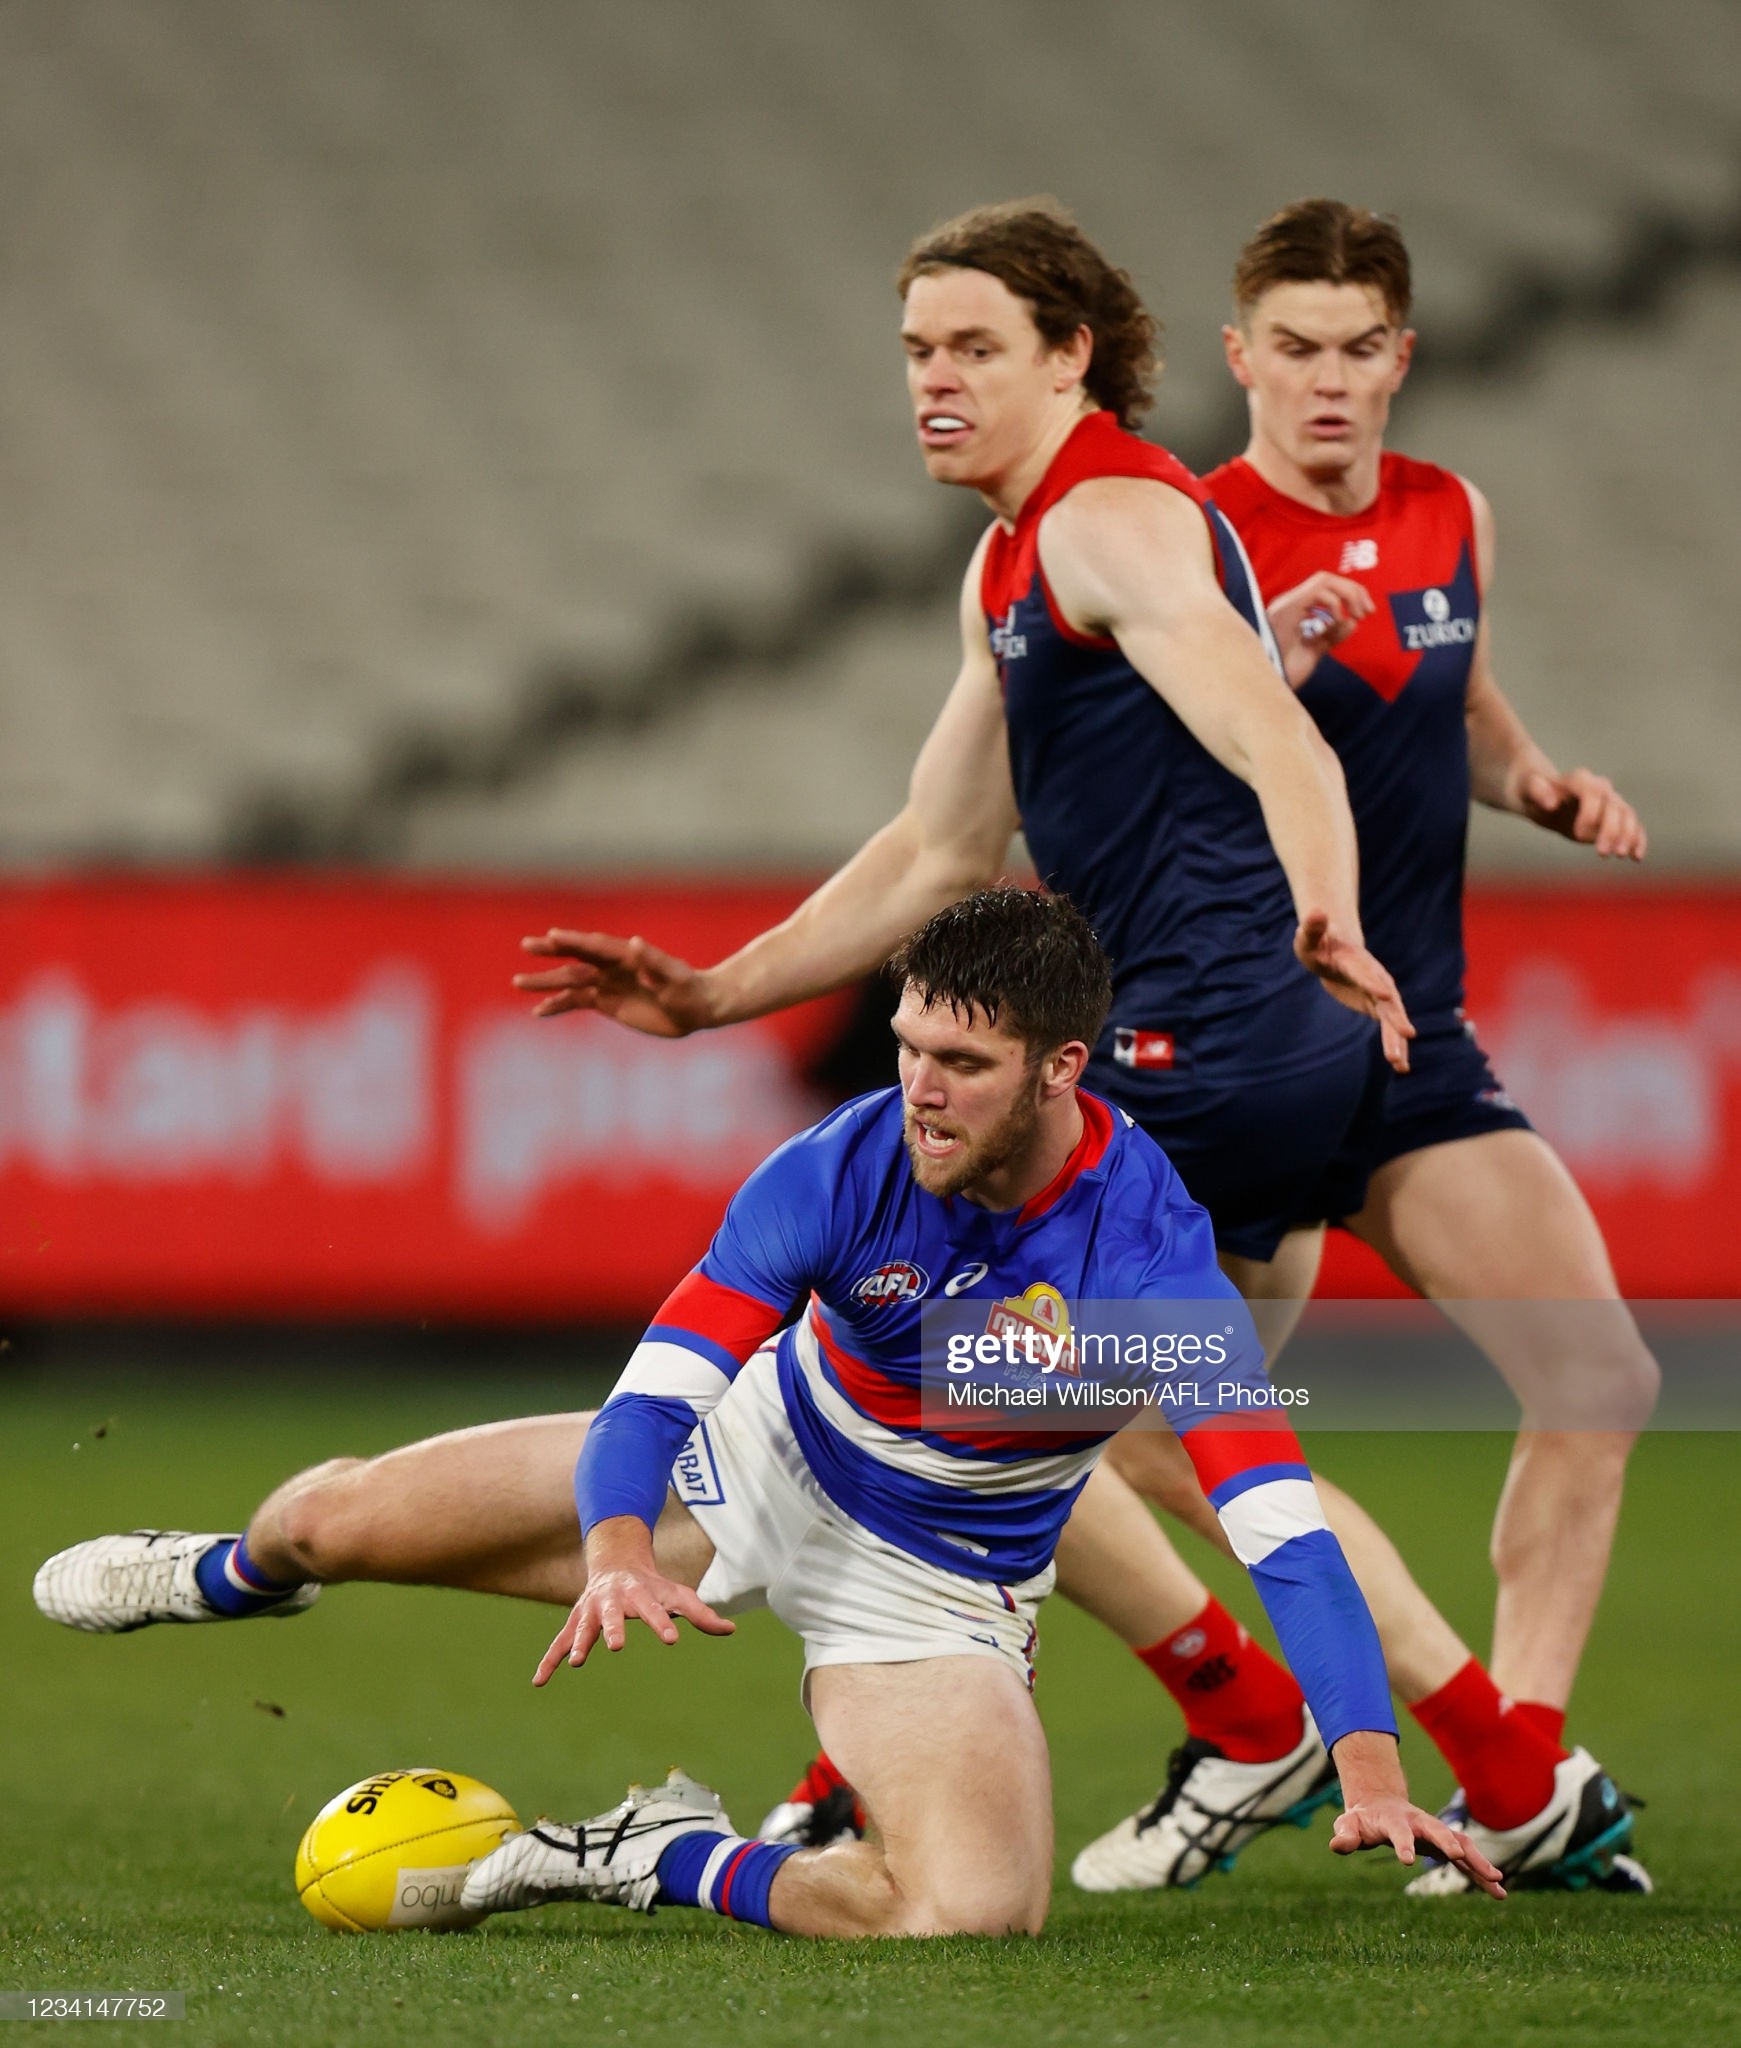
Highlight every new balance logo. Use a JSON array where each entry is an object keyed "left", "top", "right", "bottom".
[{"left": 1339, "top": 538, "right": 1379, "bottom": 572}]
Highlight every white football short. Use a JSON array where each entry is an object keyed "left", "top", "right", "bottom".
[{"left": 669, "top": 1346, "right": 1051, "bottom": 1691}]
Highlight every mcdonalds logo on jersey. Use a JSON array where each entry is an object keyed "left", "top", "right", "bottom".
[
  {"left": 984, "top": 1282, "right": 1079, "bottom": 1373},
  {"left": 851, "top": 1260, "right": 930, "bottom": 1308}
]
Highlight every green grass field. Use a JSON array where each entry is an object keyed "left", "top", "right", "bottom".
[{"left": 3, "top": 1365, "right": 1737, "bottom": 2046}]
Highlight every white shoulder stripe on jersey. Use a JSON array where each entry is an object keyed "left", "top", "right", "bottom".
[
  {"left": 1215, "top": 1476, "right": 1327, "bottom": 1567},
  {"left": 793, "top": 1313, "right": 1096, "bottom": 1498},
  {"left": 614, "top": 1338, "right": 732, "bottom": 1412},
  {"left": 1211, "top": 509, "right": 1285, "bottom": 674}
]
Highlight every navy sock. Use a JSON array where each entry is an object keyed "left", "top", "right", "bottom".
[
  {"left": 192, "top": 1535, "right": 304, "bottom": 1617},
  {"left": 655, "top": 1830, "right": 799, "bottom": 1929}
]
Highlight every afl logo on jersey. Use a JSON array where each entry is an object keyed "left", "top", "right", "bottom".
[
  {"left": 990, "top": 604, "right": 1028, "bottom": 664},
  {"left": 852, "top": 1260, "right": 930, "bottom": 1308}
]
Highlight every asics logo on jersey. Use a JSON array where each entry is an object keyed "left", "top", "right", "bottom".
[
  {"left": 990, "top": 604, "right": 1028, "bottom": 663},
  {"left": 850, "top": 1260, "right": 930, "bottom": 1308},
  {"left": 1339, "top": 538, "right": 1379, "bottom": 572},
  {"left": 942, "top": 1262, "right": 990, "bottom": 1297}
]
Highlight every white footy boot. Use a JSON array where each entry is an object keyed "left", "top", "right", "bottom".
[
  {"left": 1071, "top": 1710, "right": 1339, "bottom": 1892},
  {"left": 33, "top": 1531, "right": 319, "bottom": 1633},
  {"left": 1404, "top": 1749, "right": 1640, "bottom": 1895},
  {"left": 462, "top": 1770, "right": 730, "bottom": 1917}
]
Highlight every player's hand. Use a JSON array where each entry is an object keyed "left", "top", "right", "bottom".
[
  {"left": 1517, "top": 767, "right": 1647, "bottom": 861},
  {"left": 1267, "top": 571, "right": 1375, "bottom": 689},
  {"left": 1331, "top": 1800, "right": 1507, "bottom": 1900},
  {"left": 533, "top": 1567, "right": 735, "bottom": 1681},
  {"left": 513, "top": 929, "right": 718, "bottom": 1035},
  {"left": 1294, "top": 910, "right": 1414, "bottom": 1072}
]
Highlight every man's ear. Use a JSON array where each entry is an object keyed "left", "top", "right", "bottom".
[
  {"left": 1052, "top": 323, "right": 1094, "bottom": 396},
  {"left": 1390, "top": 327, "right": 1417, "bottom": 392},
  {"left": 1040, "top": 1039, "right": 1090, "bottom": 1097},
  {"left": 1223, "top": 321, "right": 1255, "bottom": 389}
]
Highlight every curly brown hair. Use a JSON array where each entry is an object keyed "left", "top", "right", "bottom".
[
  {"left": 897, "top": 199, "right": 1160, "bottom": 430},
  {"left": 1233, "top": 199, "right": 1412, "bottom": 325},
  {"left": 887, "top": 888, "right": 1111, "bottom": 1056}
]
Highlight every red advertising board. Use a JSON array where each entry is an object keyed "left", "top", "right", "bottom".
[
  {"left": 0, "top": 877, "right": 852, "bottom": 1320},
  {"left": 1318, "top": 884, "right": 1741, "bottom": 1298},
  {"left": 4, "top": 876, "right": 1740, "bottom": 1317}
]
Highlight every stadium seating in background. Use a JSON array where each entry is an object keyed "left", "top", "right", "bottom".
[{"left": 0, "top": 0, "right": 1736, "bottom": 867}]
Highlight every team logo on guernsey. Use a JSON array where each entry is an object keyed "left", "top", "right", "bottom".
[
  {"left": 990, "top": 603, "right": 1028, "bottom": 664},
  {"left": 1113, "top": 1026, "right": 1175, "bottom": 1070},
  {"left": 851, "top": 1260, "right": 930, "bottom": 1308},
  {"left": 1395, "top": 583, "right": 1476, "bottom": 651},
  {"left": 984, "top": 1283, "right": 1078, "bottom": 1372},
  {"left": 1339, "top": 538, "right": 1379, "bottom": 572}
]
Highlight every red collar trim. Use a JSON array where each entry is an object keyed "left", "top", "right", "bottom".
[
  {"left": 1220, "top": 452, "right": 1396, "bottom": 530},
  {"left": 1016, "top": 1090, "right": 1115, "bottom": 1226}
]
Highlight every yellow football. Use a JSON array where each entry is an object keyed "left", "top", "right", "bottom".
[{"left": 294, "top": 1768, "right": 521, "bottom": 1932}]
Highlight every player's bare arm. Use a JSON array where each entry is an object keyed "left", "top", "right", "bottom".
[
  {"left": 535, "top": 1513, "right": 732, "bottom": 1680},
  {"left": 1038, "top": 474, "right": 1414, "bottom": 1068},
  {"left": 514, "top": 536, "right": 1019, "bottom": 1033},
  {"left": 1459, "top": 480, "right": 1646, "bottom": 860}
]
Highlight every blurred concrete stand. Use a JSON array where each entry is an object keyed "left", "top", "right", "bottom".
[{"left": 0, "top": 0, "right": 1736, "bottom": 873}]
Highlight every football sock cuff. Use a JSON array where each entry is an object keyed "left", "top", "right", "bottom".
[
  {"left": 193, "top": 1536, "right": 306, "bottom": 1616},
  {"left": 1134, "top": 1596, "right": 1308, "bottom": 1763},
  {"left": 1410, "top": 1658, "right": 1567, "bottom": 1830},
  {"left": 655, "top": 1832, "right": 800, "bottom": 1929}
]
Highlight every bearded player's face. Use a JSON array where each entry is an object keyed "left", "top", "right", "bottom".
[
  {"left": 892, "top": 984, "right": 1045, "bottom": 1201},
  {"left": 901, "top": 269, "right": 1082, "bottom": 491},
  {"left": 1226, "top": 280, "right": 1415, "bottom": 482}
]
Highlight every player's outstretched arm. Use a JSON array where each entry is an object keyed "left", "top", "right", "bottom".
[
  {"left": 514, "top": 540, "right": 1020, "bottom": 1033},
  {"left": 1039, "top": 477, "right": 1412, "bottom": 1069},
  {"left": 1459, "top": 481, "right": 1646, "bottom": 860}
]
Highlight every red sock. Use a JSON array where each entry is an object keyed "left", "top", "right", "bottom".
[
  {"left": 1513, "top": 1700, "right": 1568, "bottom": 1748},
  {"left": 785, "top": 1752, "right": 848, "bottom": 1806},
  {"left": 782, "top": 1752, "right": 866, "bottom": 1832},
  {"left": 1409, "top": 1659, "right": 1569, "bottom": 1830},
  {"left": 1133, "top": 1597, "right": 1306, "bottom": 1764}
]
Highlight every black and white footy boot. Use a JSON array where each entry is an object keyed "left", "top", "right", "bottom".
[
  {"left": 1404, "top": 1750, "right": 1647, "bottom": 1895},
  {"left": 33, "top": 1531, "right": 319, "bottom": 1633},
  {"left": 461, "top": 1770, "right": 729, "bottom": 1916},
  {"left": 1071, "top": 1710, "right": 1341, "bottom": 1891}
]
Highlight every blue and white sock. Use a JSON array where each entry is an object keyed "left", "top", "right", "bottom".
[
  {"left": 655, "top": 1831, "right": 800, "bottom": 1929},
  {"left": 192, "top": 1535, "right": 308, "bottom": 1617}
]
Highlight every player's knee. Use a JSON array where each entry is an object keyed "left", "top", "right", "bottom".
[
  {"left": 267, "top": 1458, "right": 371, "bottom": 1581},
  {"left": 899, "top": 1881, "right": 1048, "bottom": 1938}
]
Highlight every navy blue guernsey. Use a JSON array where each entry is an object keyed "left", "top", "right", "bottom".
[
  {"left": 1208, "top": 454, "right": 1481, "bottom": 1029},
  {"left": 982, "top": 412, "right": 1370, "bottom": 1081}
]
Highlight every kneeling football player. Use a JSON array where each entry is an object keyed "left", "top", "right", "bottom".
[{"left": 35, "top": 892, "right": 1500, "bottom": 1934}]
